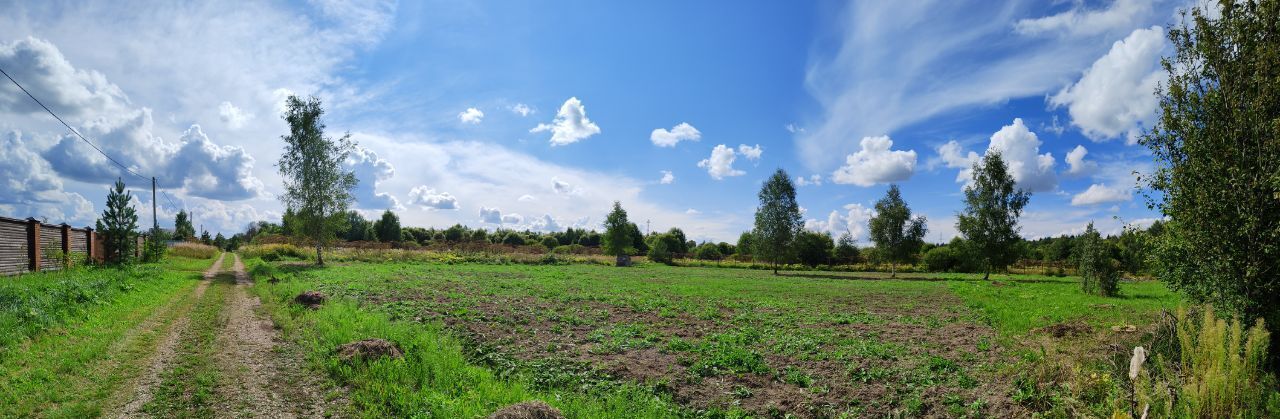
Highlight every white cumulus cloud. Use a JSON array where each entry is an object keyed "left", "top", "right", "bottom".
[
  {"left": 510, "top": 103, "right": 532, "bottom": 117},
  {"left": 737, "top": 144, "right": 763, "bottom": 162},
  {"left": 217, "top": 101, "right": 253, "bottom": 129},
  {"left": 804, "top": 203, "right": 874, "bottom": 242},
  {"left": 659, "top": 170, "right": 674, "bottom": 184},
  {"left": 1050, "top": 26, "right": 1167, "bottom": 143},
  {"left": 650, "top": 122, "right": 701, "bottom": 147},
  {"left": 407, "top": 186, "right": 458, "bottom": 210},
  {"left": 530, "top": 97, "right": 600, "bottom": 146},
  {"left": 831, "top": 136, "right": 916, "bottom": 187},
  {"left": 697, "top": 144, "right": 746, "bottom": 180},
  {"left": 458, "top": 107, "right": 484, "bottom": 124},
  {"left": 1065, "top": 145, "right": 1097, "bottom": 176},
  {"left": 345, "top": 146, "right": 400, "bottom": 210},
  {"left": 1071, "top": 183, "right": 1132, "bottom": 206},
  {"left": 986, "top": 118, "right": 1056, "bottom": 192}
]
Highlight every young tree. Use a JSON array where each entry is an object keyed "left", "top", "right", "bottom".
[
  {"left": 1141, "top": 2, "right": 1280, "bottom": 333},
  {"left": 736, "top": 231, "right": 755, "bottom": 257},
  {"left": 200, "top": 230, "right": 211, "bottom": 245},
  {"left": 834, "top": 232, "right": 860, "bottom": 265},
  {"left": 277, "top": 95, "right": 358, "bottom": 265},
  {"left": 213, "top": 232, "right": 227, "bottom": 250},
  {"left": 95, "top": 178, "right": 139, "bottom": 265},
  {"left": 868, "top": 184, "right": 927, "bottom": 278},
  {"left": 341, "top": 210, "right": 371, "bottom": 241},
  {"left": 647, "top": 233, "right": 676, "bottom": 265},
  {"left": 173, "top": 210, "right": 195, "bottom": 242},
  {"left": 753, "top": 169, "right": 802, "bottom": 274},
  {"left": 956, "top": 153, "right": 1030, "bottom": 280},
  {"left": 693, "top": 243, "right": 724, "bottom": 261},
  {"left": 1077, "top": 222, "right": 1119, "bottom": 296},
  {"left": 602, "top": 201, "right": 633, "bottom": 266},
  {"left": 667, "top": 227, "right": 689, "bottom": 255},
  {"left": 374, "top": 210, "right": 402, "bottom": 243}
]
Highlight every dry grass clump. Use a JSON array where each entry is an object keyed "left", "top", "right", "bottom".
[{"left": 168, "top": 242, "right": 219, "bottom": 259}]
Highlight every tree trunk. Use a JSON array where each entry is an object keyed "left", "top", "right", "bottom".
[
  {"left": 316, "top": 244, "right": 325, "bottom": 266},
  {"left": 891, "top": 263, "right": 897, "bottom": 278}
]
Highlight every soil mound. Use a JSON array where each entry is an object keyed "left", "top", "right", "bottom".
[
  {"left": 488, "top": 401, "right": 565, "bottom": 419},
  {"left": 337, "top": 339, "right": 403, "bottom": 362},
  {"left": 294, "top": 291, "right": 327, "bottom": 309},
  {"left": 1039, "top": 321, "right": 1091, "bottom": 338}
]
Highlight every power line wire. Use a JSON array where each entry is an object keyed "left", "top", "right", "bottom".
[{"left": 0, "top": 64, "right": 148, "bottom": 181}]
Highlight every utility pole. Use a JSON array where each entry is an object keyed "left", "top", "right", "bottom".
[
  {"left": 151, "top": 177, "right": 158, "bottom": 230},
  {"left": 646, "top": 220, "right": 650, "bottom": 236}
]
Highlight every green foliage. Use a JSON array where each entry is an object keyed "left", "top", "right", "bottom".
[
  {"left": 752, "top": 169, "right": 802, "bottom": 273},
  {"left": 646, "top": 233, "right": 677, "bottom": 264},
  {"left": 95, "top": 178, "right": 139, "bottom": 265},
  {"left": 172, "top": 210, "right": 195, "bottom": 242},
  {"left": 341, "top": 211, "right": 373, "bottom": 241},
  {"left": 1141, "top": 1, "right": 1280, "bottom": 340},
  {"left": 277, "top": 95, "right": 358, "bottom": 265},
  {"left": 868, "top": 184, "right": 927, "bottom": 276},
  {"left": 239, "top": 243, "right": 309, "bottom": 261},
  {"left": 693, "top": 243, "right": 723, "bottom": 261},
  {"left": 794, "top": 230, "right": 833, "bottom": 267},
  {"left": 833, "top": 232, "right": 860, "bottom": 265},
  {"left": 143, "top": 227, "right": 167, "bottom": 263},
  {"left": 956, "top": 153, "right": 1030, "bottom": 279},
  {"left": 539, "top": 236, "right": 559, "bottom": 249},
  {"left": 1170, "top": 307, "right": 1280, "bottom": 418},
  {"left": 602, "top": 201, "right": 632, "bottom": 257},
  {"left": 735, "top": 231, "right": 755, "bottom": 257},
  {"left": 374, "top": 210, "right": 402, "bottom": 243},
  {"left": 923, "top": 246, "right": 960, "bottom": 273},
  {"left": 1077, "top": 222, "right": 1119, "bottom": 297},
  {"left": 167, "top": 242, "right": 219, "bottom": 259},
  {"left": 666, "top": 228, "right": 689, "bottom": 254}
]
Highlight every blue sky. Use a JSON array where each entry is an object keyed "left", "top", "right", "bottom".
[{"left": 0, "top": 0, "right": 1187, "bottom": 242}]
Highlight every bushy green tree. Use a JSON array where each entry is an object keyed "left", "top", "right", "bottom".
[
  {"left": 628, "top": 223, "right": 648, "bottom": 254},
  {"left": 173, "top": 210, "right": 195, "bottom": 242},
  {"left": 540, "top": 236, "right": 559, "bottom": 249},
  {"left": 736, "top": 231, "right": 755, "bottom": 257},
  {"left": 341, "top": 211, "right": 372, "bottom": 241},
  {"left": 602, "top": 201, "right": 633, "bottom": 263},
  {"left": 213, "top": 233, "right": 227, "bottom": 250},
  {"left": 373, "top": 210, "right": 402, "bottom": 242},
  {"left": 794, "top": 231, "right": 834, "bottom": 267},
  {"left": 1077, "top": 222, "right": 1119, "bottom": 296},
  {"left": 277, "top": 95, "right": 358, "bottom": 265},
  {"left": 753, "top": 169, "right": 802, "bottom": 274},
  {"left": 1139, "top": 0, "right": 1280, "bottom": 334},
  {"left": 693, "top": 243, "right": 724, "bottom": 261},
  {"left": 96, "top": 178, "right": 139, "bottom": 265},
  {"left": 200, "top": 230, "right": 211, "bottom": 245},
  {"left": 667, "top": 228, "right": 689, "bottom": 255},
  {"left": 833, "top": 232, "right": 860, "bottom": 264},
  {"left": 923, "top": 246, "right": 960, "bottom": 273},
  {"left": 647, "top": 233, "right": 676, "bottom": 265},
  {"left": 869, "top": 185, "right": 927, "bottom": 278},
  {"left": 956, "top": 153, "right": 1030, "bottom": 280}
]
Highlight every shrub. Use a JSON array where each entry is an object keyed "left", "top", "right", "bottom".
[
  {"left": 1077, "top": 222, "right": 1119, "bottom": 297},
  {"left": 168, "top": 242, "right": 219, "bottom": 259},
  {"left": 1168, "top": 308, "right": 1280, "bottom": 417},
  {"left": 693, "top": 243, "right": 723, "bottom": 261},
  {"left": 922, "top": 246, "right": 959, "bottom": 272},
  {"left": 647, "top": 235, "right": 675, "bottom": 265},
  {"left": 240, "top": 243, "right": 309, "bottom": 261}
]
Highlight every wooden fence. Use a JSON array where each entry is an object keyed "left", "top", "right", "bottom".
[{"left": 0, "top": 216, "right": 143, "bottom": 276}]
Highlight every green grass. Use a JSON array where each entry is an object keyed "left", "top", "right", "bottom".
[
  {"left": 243, "top": 260, "right": 1180, "bottom": 416},
  {"left": 0, "top": 256, "right": 212, "bottom": 417},
  {"left": 249, "top": 264, "right": 681, "bottom": 418},
  {"left": 143, "top": 272, "right": 233, "bottom": 418},
  {"left": 945, "top": 274, "right": 1179, "bottom": 334}
]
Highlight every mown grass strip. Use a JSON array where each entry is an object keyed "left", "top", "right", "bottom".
[
  {"left": 143, "top": 273, "right": 234, "bottom": 418},
  {"left": 248, "top": 259, "right": 681, "bottom": 418},
  {"left": 0, "top": 258, "right": 210, "bottom": 417}
]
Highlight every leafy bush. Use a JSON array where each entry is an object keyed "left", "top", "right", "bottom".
[
  {"left": 1077, "top": 222, "right": 1118, "bottom": 297},
  {"left": 167, "top": 242, "right": 219, "bottom": 259},
  {"left": 647, "top": 234, "right": 675, "bottom": 265},
  {"left": 923, "top": 246, "right": 960, "bottom": 272},
  {"left": 239, "top": 243, "right": 310, "bottom": 261},
  {"left": 693, "top": 243, "right": 723, "bottom": 261}
]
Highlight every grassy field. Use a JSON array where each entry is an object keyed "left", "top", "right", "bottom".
[
  {"left": 251, "top": 259, "right": 1181, "bottom": 417},
  {"left": 0, "top": 256, "right": 215, "bottom": 417}
]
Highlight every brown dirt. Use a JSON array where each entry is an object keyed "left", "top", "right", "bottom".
[
  {"left": 209, "top": 254, "right": 337, "bottom": 418},
  {"left": 415, "top": 282, "right": 1025, "bottom": 418},
  {"left": 294, "top": 290, "right": 327, "bottom": 309},
  {"left": 111, "top": 252, "right": 223, "bottom": 418},
  {"left": 487, "top": 400, "right": 565, "bottom": 419},
  {"left": 1039, "top": 321, "right": 1093, "bottom": 338},
  {"left": 337, "top": 338, "right": 404, "bottom": 362}
]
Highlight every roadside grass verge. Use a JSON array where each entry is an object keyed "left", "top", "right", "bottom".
[
  {"left": 246, "top": 258, "right": 681, "bottom": 418},
  {"left": 143, "top": 273, "right": 234, "bottom": 417},
  {"left": 168, "top": 243, "right": 220, "bottom": 259},
  {"left": 0, "top": 257, "right": 210, "bottom": 417}
]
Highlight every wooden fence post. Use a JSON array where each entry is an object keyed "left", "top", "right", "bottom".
[
  {"left": 26, "top": 218, "right": 40, "bottom": 272},
  {"left": 86, "top": 227, "right": 96, "bottom": 264},
  {"left": 61, "top": 224, "right": 71, "bottom": 264}
]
